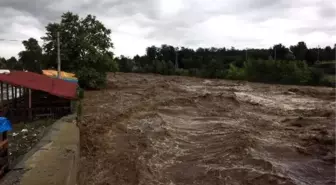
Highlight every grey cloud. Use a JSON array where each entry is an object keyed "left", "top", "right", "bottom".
[
  {"left": 101, "top": 0, "right": 159, "bottom": 19},
  {"left": 0, "top": 6, "right": 44, "bottom": 42},
  {"left": 0, "top": 0, "right": 161, "bottom": 40},
  {"left": 142, "top": 0, "right": 291, "bottom": 42},
  {"left": 0, "top": 0, "right": 298, "bottom": 34},
  {"left": 245, "top": 0, "right": 290, "bottom": 10},
  {"left": 0, "top": 0, "right": 156, "bottom": 24},
  {"left": 183, "top": 36, "right": 262, "bottom": 49},
  {"left": 0, "top": 0, "right": 335, "bottom": 58},
  {"left": 1, "top": 0, "right": 332, "bottom": 25},
  {"left": 317, "top": 2, "right": 336, "bottom": 19},
  {"left": 0, "top": 0, "right": 60, "bottom": 24},
  {"left": 293, "top": 24, "right": 336, "bottom": 35},
  {"left": 235, "top": 0, "right": 292, "bottom": 22},
  {"left": 291, "top": 0, "right": 336, "bottom": 36}
]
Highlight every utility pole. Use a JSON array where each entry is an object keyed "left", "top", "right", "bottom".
[
  {"left": 57, "top": 32, "right": 61, "bottom": 78},
  {"left": 175, "top": 47, "right": 179, "bottom": 69},
  {"left": 274, "top": 46, "right": 276, "bottom": 61},
  {"left": 317, "top": 45, "right": 320, "bottom": 63},
  {"left": 245, "top": 48, "right": 248, "bottom": 61}
]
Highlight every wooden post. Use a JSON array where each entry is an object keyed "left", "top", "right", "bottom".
[
  {"left": 11, "top": 86, "right": 14, "bottom": 107},
  {"left": 18, "top": 87, "right": 20, "bottom": 97},
  {"left": 28, "top": 89, "right": 32, "bottom": 120},
  {"left": 6, "top": 84, "right": 9, "bottom": 103},
  {"left": 28, "top": 89, "right": 31, "bottom": 109},
  {"left": 4, "top": 84, "right": 9, "bottom": 119},
  {"left": 21, "top": 87, "right": 23, "bottom": 103},
  {"left": 57, "top": 32, "right": 61, "bottom": 78},
  {"left": 14, "top": 86, "right": 17, "bottom": 108},
  {"left": 24, "top": 88, "right": 27, "bottom": 121},
  {"left": 0, "top": 82, "right": 3, "bottom": 108}
]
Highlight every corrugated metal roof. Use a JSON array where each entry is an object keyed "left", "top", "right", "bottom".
[{"left": 0, "top": 71, "right": 78, "bottom": 99}]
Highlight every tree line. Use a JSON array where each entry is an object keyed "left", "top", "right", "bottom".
[
  {"left": 1, "top": 12, "right": 335, "bottom": 89},
  {"left": 116, "top": 43, "right": 336, "bottom": 86}
]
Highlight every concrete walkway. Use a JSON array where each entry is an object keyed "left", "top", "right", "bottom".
[{"left": 1, "top": 115, "right": 79, "bottom": 185}]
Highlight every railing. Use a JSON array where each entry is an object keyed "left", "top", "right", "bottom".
[
  {"left": 0, "top": 82, "right": 72, "bottom": 123},
  {"left": 0, "top": 96, "right": 25, "bottom": 118},
  {"left": 6, "top": 107, "right": 71, "bottom": 123}
]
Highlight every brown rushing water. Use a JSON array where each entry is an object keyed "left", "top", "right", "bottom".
[{"left": 79, "top": 73, "right": 335, "bottom": 185}]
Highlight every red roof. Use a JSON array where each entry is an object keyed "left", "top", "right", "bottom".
[{"left": 0, "top": 71, "right": 77, "bottom": 99}]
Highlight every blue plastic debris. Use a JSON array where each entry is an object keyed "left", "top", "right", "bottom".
[{"left": 0, "top": 117, "right": 12, "bottom": 133}]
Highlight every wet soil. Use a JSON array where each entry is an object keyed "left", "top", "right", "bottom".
[{"left": 79, "top": 73, "right": 335, "bottom": 185}]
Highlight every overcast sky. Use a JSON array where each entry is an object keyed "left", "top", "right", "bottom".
[{"left": 0, "top": 0, "right": 335, "bottom": 59}]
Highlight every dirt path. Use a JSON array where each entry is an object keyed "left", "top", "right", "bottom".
[{"left": 79, "top": 73, "right": 335, "bottom": 185}]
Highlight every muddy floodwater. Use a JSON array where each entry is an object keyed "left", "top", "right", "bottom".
[{"left": 79, "top": 73, "right": 335, "bottom": 185}]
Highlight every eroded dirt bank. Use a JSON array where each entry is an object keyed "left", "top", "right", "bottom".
[{"left": 79, "top": 73, "right": 335, "bottom": 185}]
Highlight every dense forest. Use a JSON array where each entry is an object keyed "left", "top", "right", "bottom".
[
  {"left": 116, "top": 43, "right": 336, "bottom": 86},
  {"left": 0, "top": 12, "right": 335, "bottom": 89}
]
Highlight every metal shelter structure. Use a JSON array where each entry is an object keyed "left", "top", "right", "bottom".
[{"left": 0, "top": 71, "right": 78, "bottom": 123}]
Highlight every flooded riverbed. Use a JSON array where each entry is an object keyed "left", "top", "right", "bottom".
[{"left": 79, "top": 73, "right": 335, "bottom": 185}]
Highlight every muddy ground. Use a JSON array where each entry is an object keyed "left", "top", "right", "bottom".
[
  {"left": 79, "top": 73, "right": 335, "bottom": 185},
  {"left": 8, "top": 119, "right": 55, "bottom": 166}
]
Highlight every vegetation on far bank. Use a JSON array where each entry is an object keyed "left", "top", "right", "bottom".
[{"left": 116, "top": 45, "right": 335, "bottom": 87}]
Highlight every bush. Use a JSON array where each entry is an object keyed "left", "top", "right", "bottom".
[
  {"left": 76, "top": 68, "right": 107, "bottom": 89},
  {"left": 223, "top": 60, "right": 327, "bottom": 85},
  {"left": 175, "top": 68, "right": 189, "bottom": 76},
  {"left": 320, "top": 75, "right": 336, "bottom": 87},
  {"left": 188, "top": 68, "right": 202, "bottom": 77},
  {"left": 226, "top": 64, "right": 245, "bottom": 80},
  {"left": 76, "top": 100, "right": 83, "bottom": 122},
  {"left": 307, "top": 68, "right": 324, "bottom": 85},
  {"left": 240, "top": 60, "right": 311, "bottom": 85},
  {"left": 77, "top": 87, "right": 85, "bottom": 99}
]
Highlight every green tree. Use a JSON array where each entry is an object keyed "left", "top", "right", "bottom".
[
  {"left": 290, "top": 41, "right": 308, "bottom": 61},
  {"left": 165, "top": 60, "right": 175, "bottom": 75},
  {"left": 0, "top": 57, "right": 7, "bottom": 68},
  {"left": 272, "top": 44, "right": 290, "bottom": 60},
  {"left": 6, "top": 57, "right": 22, "bottom": 70},
  {"left": 18, "top": 38, "right": 43, "bottom": 73},
  {"left": 116, "top": 55, "right": 133, "bottom": 72},
  {"left": 41, "top": 12, "right": 117, "bottom": 89},
  {"left": 146, "top": 46, "right": 159, "bottom": 61}
]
